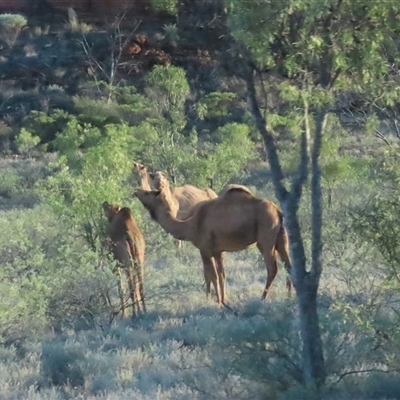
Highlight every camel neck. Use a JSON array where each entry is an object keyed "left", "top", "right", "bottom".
[
  {"left": 154, "top": 207, "right": 192, "bottom": 241},
  {"left": 159, "top": 185, "right": 179, "bottom": 217},
  {"left": 140, "top": 173, "right": 152, "bottom": 191}
]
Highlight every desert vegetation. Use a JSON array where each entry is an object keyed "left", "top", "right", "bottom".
[{"left": 1, "top": 1, "right": 400, "bottom": 399}]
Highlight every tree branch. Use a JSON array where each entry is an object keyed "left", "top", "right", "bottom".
[
  {"left": 335, "top": 367, "right": 400, "bottom": 384},
  {"left": 311, "top": 107, "right": 329, "bottom": 279},
  {"left": 245, "top": 67, "right": 288, "bottom": 203},
  {"left": 291, "top": 89, "right": 311, "bottom": 208}
]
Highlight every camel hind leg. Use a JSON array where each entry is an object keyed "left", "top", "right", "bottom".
[
  {"left": 257, "top": 243, "right": 278, "bottom": 300},
  {"left": 275, "top": 224, "right": 292, "bottom": 296},
  {"left": 214, "top": 253, "right": 226, "bottom": 304}
]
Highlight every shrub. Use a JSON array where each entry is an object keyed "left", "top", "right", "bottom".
[
  {"left": 40, "top": 342, "right": 85, "bottom": 387},
  {"left": 0, "top": 13, "right": 27, "bottom": 48},
  {"left": 0, "top": 167, "right": 21, "bottom": 199},
  {"left": 15, "top": 128, "right": 40, "bottom": 158},
  {"left": 150, "top": 0, "right": 178, "bottom": 15}
]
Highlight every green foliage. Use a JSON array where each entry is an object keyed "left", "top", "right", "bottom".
[
  {"left": 227, "top": 1, "right": 400, "bottom": 85},
  {"left": 15, "top": 128, "right": 40, "bottom": 157},
  {"left": 0, "top": 269, "right": 48, "bottom": 344},
  {"left": 150, "top": 0, "right": 178, "bottom": 15},
  {"left": 196, "top": 92, "right": 237, "bottom": 119},
  {"left": 0, "top": 202, "right": 124, "bottom": 342},
  {"left": 146, "top": 65, "right": 190, "bottom": 132},
  {"left": 0, "top": 13, "right": 27, "bottom": 47},
  {"left": 351, "top": 149, "right": 400, "bottom": 285},
  {"left": 36, "top": 123, "right": 138, "bottom": 253},
  {"left": 202, "top": 123, "right": 257, "bottom": 189},
  {"left": 0, "top": 168, "right": 21, "bottom": 199},
  {"left": 22, "top": 109, "right": 73, "bottom": 145},
  {"left": 319, "top": 116, "right": 366, "bottom": 191},
  {"left": 127, "top": 66, "right": 256, "bottom": 189}
]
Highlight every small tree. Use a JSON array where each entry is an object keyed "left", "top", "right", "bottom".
[
  {"left": 0, "top": 13, "right": 27, "bottom": 48},
  {"left": 15, "top": 128, "right": 40, "bottom": 158},
  {"left": 226, "top": 0, "right": 400, "bottom": 390}
]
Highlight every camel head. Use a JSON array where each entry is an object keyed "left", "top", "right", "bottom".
[
  {"left": 133, "top": 161, "right": 154, "bottom": 191},
  {"left": 134, "top": 189, "right": 173, "bottom": 221},
  {"left": 133, "top": 162, "right": 146, "bottom": 172},
  {"left": 102, "top": 201, "right": 121, "bottom": 222},
  {"left": 150, "top": 171, "right": 168, "bottom": 191}
]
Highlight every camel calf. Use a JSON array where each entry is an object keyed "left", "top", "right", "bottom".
[{"left": 102, "top": 201, "right": 146, "bottom": 317}]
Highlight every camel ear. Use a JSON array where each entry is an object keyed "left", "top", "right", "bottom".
[
  {"left": 154, "top": 190, "right": 161, "bottom": 197},
  {"left": 149, "top": 172, "right": 155, "bottom": 179},
  {"left": 102, "top": 201, "right": 109, "bottom": 210},
  {"left": 133, "top": 161, "right": 144, "bottom": 169}
]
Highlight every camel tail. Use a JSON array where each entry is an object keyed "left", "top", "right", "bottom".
[{"left": 275, "top": 211, "right": 292, "bottom": 294}]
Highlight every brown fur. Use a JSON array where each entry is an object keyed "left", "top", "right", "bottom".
[
  {"left": 133, "top": 162, "right": 152, "bottom": 191},
  {"left": 134, "top": 186, "right": 292, "bottom": 305},
  {"left": 150, "top": 171, "right": 218, "bottom": 249},
  {"left": 151, "top": 171, "right": 218, "bottom": 219},
  {"left": 102, "top": 201, "right": 146, "bottom": 317}
]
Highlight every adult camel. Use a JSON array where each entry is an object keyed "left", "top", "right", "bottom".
[
  {"left": 134, "top": 186, "right": 292, "bottom": 305},
  {"left": 102, "top": 201, "right": 146, "bottom": 317}
]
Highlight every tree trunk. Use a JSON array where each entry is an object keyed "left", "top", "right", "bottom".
[
  {"left": 297, "top": 275, "right": 326, "bottom": 386},
  {"left": 245, "top": 68, "right": 327, "bottom": 388}
]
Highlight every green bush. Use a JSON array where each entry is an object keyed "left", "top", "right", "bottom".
[
  {"left": 150, "top": 0, "right": 178, "bottom": 15},
  {"left": 0, "top": 168, "right": 21, "bottom": 199},
  {"left": 351, "top": 149, "right": 400, "bottom": 287},
  {"left": 0, "top": 13, "right": 27, "bottom": 47},
  {"left": 15, "top": 128, "right": 40, "bottom": 158}
]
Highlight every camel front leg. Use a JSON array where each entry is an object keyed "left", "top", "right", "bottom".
[
  {"left": 275, "top": 227, "right": 293, "bottom": 297},
  {"left": 214, "top": 253, "right": 226, "bottom": 304},
  {"left": 203, "top": 262, "right": 212, "bottom": 300},
  {"left": 200, "top": 253, "right": 221, "bottom": 304}
]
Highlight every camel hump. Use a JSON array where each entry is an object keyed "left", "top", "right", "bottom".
[{"left": 218, "top": 184, "right": 253, "bottom": 197}]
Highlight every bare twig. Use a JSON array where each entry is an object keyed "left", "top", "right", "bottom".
[
  {"left": 78, "top": 13, "right": 141, "bottom": 102},
  {"left": 335, "top": 367, "right": 400, "bottom": 384}
]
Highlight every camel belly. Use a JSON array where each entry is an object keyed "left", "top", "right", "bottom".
[{"left": 207, "top": 228, "right": 256, "bottom": 253}]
